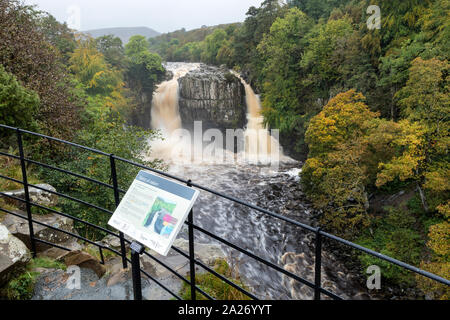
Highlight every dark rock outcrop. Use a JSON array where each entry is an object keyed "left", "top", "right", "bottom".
[{"left": 178, "top": 64, "right": 247, "bottom": 132}]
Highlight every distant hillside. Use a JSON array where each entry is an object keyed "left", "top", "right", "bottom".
[
  {"left": 151, "top": 23, "right": 241, "bottom": 46},
  {"left": 84, "top": 27, "right": 160, "bottom": 44}
]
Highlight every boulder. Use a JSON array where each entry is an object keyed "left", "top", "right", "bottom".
[
  {"left": 63, "top": 250, "right": 106, "bottom": 278},
  {"left": 0, "top": 224, "right": 30, "bottom": 286},
  {"left": 38, "top": 238, "right": 83, "bottom": 261},
  {"left": 2, "top": 212, "right": 74, "bottom": 252},
  {"left": 99, "top": 234, "right": 131, "bottom": 252},
  {"left": 171, "top": 238, "right": 226, "bottom": 266},
  {"left": 0, "top": 184, "right": 58, "bottom": 210},
  {"left": 140, "top": 238, "right": 226, "bottom": 279}
]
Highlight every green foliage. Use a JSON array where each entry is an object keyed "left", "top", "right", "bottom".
[
  {"left": 201, "top": 29, "right": 228, "bottom": 65},
  {"left": 4, "top": 271, "right": 36, "bottom": 300},
  {"left": 38, "top": 112, "right": 164, "bottom": 239},
  {"left": 258, "top": 8, "right": 314, "bottom": 135},
  {"left": 30, "top": 257, "right": 67, "bottom": 271},
  {"left": 0, "top": 152, "right": 41, "bottom": 191},
  {"left": 180, "top": 259, "right": 251, "bottom": 300},
  {"left": 0, "top": 0, "right": 83, "bottom": 140},
  {"left": 0, "top": 65, "right": 40, "bottom": 133},
  {"left": 2, "top": 257, "right": 66, "bottom": 300},
  {"left": 357, "top": 207, "right": 424, "bottom": 287}
]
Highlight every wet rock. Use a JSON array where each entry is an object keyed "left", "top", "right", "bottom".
[
  {"left": 0, "top": 224, "right": 30, "bottom": 286},
  {"left": 178, "top": 63, "right": 247, "bottom": 133},
  {"left": 3, "top": 212, "right": 74, "bottom": 252}
]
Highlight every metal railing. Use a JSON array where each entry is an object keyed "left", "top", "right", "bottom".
[{"left": 0, "top": 124, "right": 449, "bottom": 300}]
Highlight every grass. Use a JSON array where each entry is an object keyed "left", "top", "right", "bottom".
[
  {"left": 180, "top": 259, "right": 252, "bottom": 300},
  {"left": 0, "top": 153, "right": 41, "bottom": 191},
  {"left": 1, "top": 257, "right": 66, "bottom": 300},
  {"left": 0, "top": 152, "right": 42, "bottom": 214}
]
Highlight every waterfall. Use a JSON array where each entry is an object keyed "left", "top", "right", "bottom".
[
  {"left": 236, "top": 73, "right": 284, "bottom": 163},
  {"left": 148, "top": 63, "right": 286, "bottom": 165},
  {"left": 151, "top": 63, "right": 200, "bottom": 136},
  {"left": 143, "top": 63, "right": 362, "bottom": 300}
]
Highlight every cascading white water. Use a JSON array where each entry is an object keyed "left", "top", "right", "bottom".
[
  {"left": 143, "top": 62, "right": 365, "bottom": 300},
  {"left": 234, "top": 72, "right": 287, "bottom": 164},
  {"left": 151, "top": 63, "right": 200, "bottom": 136},
  {"left": 148, "top": 63, "right": 287, "bottom": 165},
  {"left": 148, "top": 63, "right": 200, "bottom": 163}
]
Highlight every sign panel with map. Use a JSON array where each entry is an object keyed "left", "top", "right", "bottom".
[{"left": 108, "top": 171, "right": 199, "bottom": 256}]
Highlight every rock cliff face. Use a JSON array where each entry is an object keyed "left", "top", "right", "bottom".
[{"left": 178, "top": 64, "right": 247, "bottom": 132}]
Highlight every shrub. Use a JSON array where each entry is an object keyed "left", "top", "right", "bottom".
[{"left": 180, "top": 259, "right": 252, "bottom": 300}]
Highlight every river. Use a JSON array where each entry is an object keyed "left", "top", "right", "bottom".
[{"left": 144, "top": 62, "right": 368, "bottom": 300}]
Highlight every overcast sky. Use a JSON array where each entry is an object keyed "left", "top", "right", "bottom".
[{"left": 23, "top": 0, "right": 264, "bottom": 33}]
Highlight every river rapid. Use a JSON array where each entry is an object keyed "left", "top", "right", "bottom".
[{"left": 144, "top": 63, "right": 368, "bottom": 300}]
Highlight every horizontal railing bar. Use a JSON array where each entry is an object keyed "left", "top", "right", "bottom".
[
  {"left": 319, "top": 287, "right": 343, "bottom": 300},
  {"left": 35, "top": 238, "right": 72, "bottom": 252},
  {"left": 188, "top": 222, "right": 316, "bottom": 289},
  {"left": 28, "top": 201, "right": 118, "bottom": 238},
  {"left": 113, "top": 155, "right": 316, "bottom": 232},
  {"left": 2, "top": 124, "right": 449, "bottom": 297},
  {"left": 139, "top": 250, "right": 214, "bottom": 300},
  {"left": 138, "top": 267, "right": 183, "bottom": 300},
  {"left": 0, "top": 151, "right": 20, "bottom": 160},
  {"left": 27, "top": 183, "right": 114, "bottom": 215},
  {"left": 169, "top": 245, "right": 258, "bottom": 300},
  {"left": 320, "top": 231, "right": 450, "bottom": 286},
  {"left": 0, "top": 174, "right": 23, "bottom": 185},
  {"left": 0, "top": 174, "right": 114, "bottom": 217},
  {"left": 10, "top": 126, "right": 111, "bottom": 157},
  {"left": 0, "top": 207, "right": 103, "bottom": 249},
  {"left": 141, "top": 250, "right": 192, "bottom": 285},
  {"left": 0, "top": 190, "right": 27, "bottom": 203},
  {"left": 24, "top": 158, "right": 115, "bottom": 190}
]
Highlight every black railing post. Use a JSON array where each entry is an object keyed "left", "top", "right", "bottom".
[
  {"left": 314, "top": 227, "right": 322, "bottom": 300},
  {"left": 110, "top": 154, "right": 128, "bottom": 269},
  {"left": 130, "top": 241, "right": 145, "bottom": 300},
  {"left": 17, "top": 129, "right": 37, "bottom": 258},
  {"left": 187, "top": 180, "right": 196, "bottom": 300}
]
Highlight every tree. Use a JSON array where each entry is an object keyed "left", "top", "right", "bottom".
[
  {"left": 201, "top": 29, "right": 228, "bottom": 64},
  {"left": 0, "top": 65, "right": 40, "bottom": 134},
  {"left": 37, "top": 13, "right": 77, "bottom": 64},
  {"left": 258, "top": 8, "right": 313, "bottom": 135},
  {"left": 302, "top": 90, "right": 379, "bottom": 236},
  {"left": 125, "top": 35, "right": 165, "bottom": 128},
  {"left": 377, "top": 58, "right": 450, "bottom": 211},
  {"left": 95, "top": 35, "right": 127, "bottom": 70},
  {"left": 0, "top": 0, "right": 82, "bottom": 139},
  {"left": 69, "top": 37, "right": 124, "bottom": 98},
  {"left": 288, "top": 0, "right": 347, "bottom": 20},
  {"left": 300, "top": 17, "right": 355, "bottom": 96}
]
